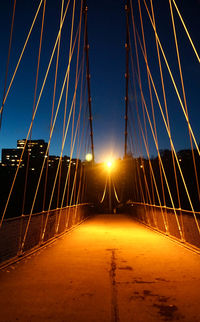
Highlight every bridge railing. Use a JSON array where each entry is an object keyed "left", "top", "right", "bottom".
[
  {"left": 126, "top": 202, "right": 200, "bottom": 250},
  {"left": 0, "top": 203, "right": 94, "bottom": 265}
]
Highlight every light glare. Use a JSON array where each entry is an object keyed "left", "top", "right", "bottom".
[
  {"left": 104, "top": 158, "right": 115, "bottom": 172},
  {"left": 86, "top": 153, "right": 93, "bottom": 162}
]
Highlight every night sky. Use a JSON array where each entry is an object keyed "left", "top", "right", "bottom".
[{"left": 0, "top": 0, "right": 200, "bottom": 162}]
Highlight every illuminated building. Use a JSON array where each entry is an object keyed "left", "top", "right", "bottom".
[
  {"left": 1, "top": 139, "right": 48, "bottom": 167},
  {"left": 17, "top": 139, "right": 47, "bottom": 159},
  {"left": 2, "top": 149, "right": 21, "bottom": 167},
  {"left": 1, "top": 139, "right": 81, "bottom": 169}
]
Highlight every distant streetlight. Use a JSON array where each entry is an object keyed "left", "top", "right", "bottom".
[
  {"left": 107, "top": 161, "right": 112, "bottom": 169},
  {"left": 85, "top": 153, "right": 93, "bottom": 162},
  {"left": 105, "top": 158, "right": 115, "bottom": 213},
  {"left": 105, "top": 158, "right": 115, "bottom": 172}
]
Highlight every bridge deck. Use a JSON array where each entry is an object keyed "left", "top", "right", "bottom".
[{"left": 0, "top": 214, "right": 200, "bottom": 322}]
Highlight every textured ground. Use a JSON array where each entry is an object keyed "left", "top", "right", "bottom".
[{"left": 0, "top": 214, "right": 200, "bottom": 322}]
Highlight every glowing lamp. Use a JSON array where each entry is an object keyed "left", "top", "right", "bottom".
[
  {"left": 105, "top": 158, "right": 115, "bottom": 172},
  {"left": 107, "top": 161, "right": 112, "bottom": 168},
  {"left": 85, "top": 153, "right": 93, "bottom": 162}
]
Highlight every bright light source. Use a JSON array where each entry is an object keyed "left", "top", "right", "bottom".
[
  {"left": 107, "top": 161, "right": 112, "bottom": 168},
  {"left": 105, "top": 158, "right": 115, "bottom": 172},
  {"left": 86, "top": 153, "right": 93, "bottom": 162}
]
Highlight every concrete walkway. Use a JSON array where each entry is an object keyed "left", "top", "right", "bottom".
[{"left": 1, "top": 214, "right": 200, "bottom": 322}]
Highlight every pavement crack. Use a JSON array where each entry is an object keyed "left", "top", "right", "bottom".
[{"left": 109, "top": 249, "right": 119, "bottom": 322}]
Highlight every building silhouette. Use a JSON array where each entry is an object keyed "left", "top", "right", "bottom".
[
  {"left": 2, "top": 139, "right": 47, "bottom": 167},
  {"left": 1, "top": 139, "right": 80, "bottom": 169}
]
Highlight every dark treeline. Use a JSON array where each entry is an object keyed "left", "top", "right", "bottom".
[
  {"left": 0, "top": 160, "right": 84, "bottom": 219},
  {"left": 1, "top": 148, "right": 200, "bottom": 219},
  {"left": 122, "top": 149, "right": 200, "bottom": 212}
]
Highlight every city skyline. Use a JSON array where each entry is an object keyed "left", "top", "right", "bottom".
[{"left": 0, "top": 138, "right": 81, "bottom": 168}]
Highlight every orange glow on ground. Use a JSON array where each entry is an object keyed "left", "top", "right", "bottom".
[{"left": 1, "top": 214, "right": 200, "bottom": 321}]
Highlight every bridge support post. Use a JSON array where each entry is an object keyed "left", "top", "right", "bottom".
[{"left": 108, "top": 173, "right": 112, "bottom": 213}]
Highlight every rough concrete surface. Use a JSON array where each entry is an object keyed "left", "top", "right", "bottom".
[{"left": 0, "top": 214, "right": 200, "bottom": 322}]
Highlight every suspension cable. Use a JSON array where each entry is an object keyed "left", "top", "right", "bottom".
[
  {"left": 83, "top": 0, "right": 94, "bottom": 162},
  {"left": 68, "top": 54, "right": 87, "bottom": 210},
  {"left": 20, "top": 27, "right": 80, "bottom": 251},
  {"left": 43, "top": 0, "right": 65, "bottom": 211},
  {"left": 56, "top": 62, "right": 87, "bottom": 233},
  {"left": 168, "top": 0, "right": 200, "bottom": 204},
  {"left": 129, "top": 2, "right": 160, "bottom": 227},
  {"left": 0, "top": 0, "right": 72, "bottom": 229},
  {"left": 70, "top": 63, "right": 86, "bottom": 206},
  {"left": 126, "top": 66, "right": 147, "bottom": 206},
  {"left": 100, "top": 177, "right": 108, "bottom": 204},
  {"left": 0, "top": 0, "right": 16, "bottom": 129},
  {"left": 134, "top": 18, "right": 200, "bottom": 236},
  {"left": 130, "top": 2, "right": 182, "bottom": 237},
  {"left": 66, "top": 0, "right": 81, "bottom": 207},
  {"left": 138, "top": 0, "right": 160, "bottom": 207},
  {"left": 124, "top": 0, "right": 130, "bottom": 158},
  {"left": 49, "top": 61, "right": 84, "bottom": 233},
  {"left": 172, "top": 0, "right": 200, "bottom": 63},
  {"left": 57, "top": 0, "right": 80, "bottom": 209},
  {"left": 41, "top": 51, "right": 84, "bottom": 240},
  {"left": 79, "top": 89, "right": 90, "bottom": 204},
  {"left": 127, "top": 120, "right": 142, "bottom": 203},
  {"left": 136, "top": 23, "right": 200, "bottom": 231},
  {"left": 149, "top": 0, "right": 182, "bottom": 215},
  {"left": 142, "top": 0, "right": 200, "bottom": 158},
  {"left": 148, "top": 0, "right": 171, "bottom": 213},
  {"left": 113, "top": 179, "right": 120, "bottom": 203},
  {"left": 0, "top": 0, "right": 44, "bottom": 117},
  {"left": 22, "top": 0, "right": 46, "bottom": 216}
]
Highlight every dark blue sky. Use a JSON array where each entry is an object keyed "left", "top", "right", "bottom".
[{"left": 0, "top": 0, "right": 200, "bottom": 162}]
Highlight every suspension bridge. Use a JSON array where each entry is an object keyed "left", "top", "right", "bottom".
[{"left": 1, "top": 0, "right": 200, "bottom": 321}]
